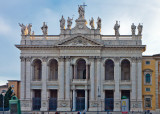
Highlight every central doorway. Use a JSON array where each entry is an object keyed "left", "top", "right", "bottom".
[
  {"left": 76, "top": 90, "right": 85, "bottom": 111},
  {"left": 105, "top": 90, "right": 114, "bottom": 111}
]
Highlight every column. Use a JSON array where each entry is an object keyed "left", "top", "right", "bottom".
[
  {"left": 101, "top": 59, "right": 105, "bottom": 111},
  {"left": 74, "top": 64, "right": 77, "bottom": 79},
  {"left": 85, "top": 89, "right": 88, "bottom": 111},
  {"left": 114, "top": 57, "right": 121, "bottom": 111},
  {"left": 72, "top": 89, "right": 76, "bottom": 111},
  {"left": 20, "top": 56, "right": 25, "bottom": 100},
  {"left": 131, "top": 57, "right": 136, "bottom": 111},
  {"left": 97, "top": 57, "right": 101, "bottom": 98},
  {"left": 90, "top": 58, "right": 95, "bottom": 100},
  {"left": 65, "top": 57, "right": 71, "bottom": 111},
  {"left": 25, "top": 56, "right": 32, "bottom": 111},
  {"left": 86, "top": 64, "right": 89, "bottom": 80},
  {"left": 137, "top": 57, "right": 143, "bottom": 111},
  {"left": 41, "top": 57, "right": 48, "bottom": 111},
  {"left": 57, "top": 57, "right": 65, "bottom": 111},
  {"left": 58, "top": 57, "right": 65, "bottom": 100}
]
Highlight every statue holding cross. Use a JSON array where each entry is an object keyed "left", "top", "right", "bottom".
[{"left": 78, "top": 3, "right": 87, "bottom": 19}]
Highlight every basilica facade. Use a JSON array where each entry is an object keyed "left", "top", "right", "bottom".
[{"left": 16, "top": 7, "right": 146, "bottom": 112}]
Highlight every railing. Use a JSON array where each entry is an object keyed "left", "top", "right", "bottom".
[
  {"left": 102, "top": 35, "right": 134, "bottom": 40},
  {"left": 23, "top": 35, "right": 60, "bottom": 40},
  {"left": 49, "top": 98, "right": 57, "bottom": 111}
]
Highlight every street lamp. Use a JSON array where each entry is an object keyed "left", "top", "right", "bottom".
[
  {"left": 97, "top": 86, "right": 101, "bottom": 114},
  {"left": 1, "top": 90, "right": 6, "bottom": 114}
]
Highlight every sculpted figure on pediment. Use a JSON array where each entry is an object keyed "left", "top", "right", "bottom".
[
  {"left": 138, "top": 23, "right": 143, "bottom": 35},
  {"left": 114, "top": 21, "right": 120, "bottom": 36},
  {"left": 90, "top": 17, "right": 95, "bottom": 29},
  {"left": 78, "top": 5, "right": 85, "bottom": 19},
  {"left": 27, "top": 24, "right": 32, "bottom": 35},
  {"left": 67, "top": 17, "right": 73, "bottom": 29},
  {"left": 97, "top": 17, "right": 101, "bottom": 29},
  {"left": 41, "top": 22, "right": 48, "bottom": 35},
  {"left": 19, "top": 23, "right": 27, "bottom": 35},
  {"left": 60, "top": 15, "right": 65, "bottom": 29},
  {"left": 131, "top": 23, "right": 136, "bottom": 35}
]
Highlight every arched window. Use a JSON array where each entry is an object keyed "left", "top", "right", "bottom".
[
  {"left": 49, "top": 59, "right": 58, "bottom": 81},
  {"left": 145, "top": 73, "right": 151, "bottom": 83},
  {"left": 121, "top": 59, "right": 130, "bottom": 80},
  {"left": 77, "top": 59, "right": 86, "bottom": 79},
  {"left": 33, "top": 59, "right": 42, "bottom": 81},
  {"left": 105, "top": 59, "right": 114, "bottom": 80}
]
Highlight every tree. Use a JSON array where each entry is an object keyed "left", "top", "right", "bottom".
[
  {"left": 0, "top": 94, "right": 3, "bottom": 108},
  {"left": 4, "top": 87, "right": 14, "bottom": 108}
]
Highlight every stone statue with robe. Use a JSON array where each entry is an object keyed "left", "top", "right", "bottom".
[
  {"left": 60, "top": 15, "right": 65, "bottom": 29},
  {"left": 27, "top": 24, "right": 32, "bottom": 35},
  {"left": 131, "top": 23, "right": 136, "bottom": 35},
  {"left": 78, "top": 5, "right": 85, "bottom": 19},
  {"left": 114, "top": 21, "right": 120, "bottom": 36},
  {"left": 89, "top": 17, "right": 95, "bottom": 29},
  {"left": 138, "top": 23, "right": 143, "bottom": 35},
  {"left": 19, "top": 23, "right": 26, "bottom": 35},
  {"left": 41, "top": 22, "right": 48, "bottom": 35},
  {"left": 97, "top": 17, "right": 101, "bottom": 29},
  {"left": 67, "top": 17, "right": 73, "bottom": 29}
]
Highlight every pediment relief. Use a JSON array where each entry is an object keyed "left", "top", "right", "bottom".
[{"left": 56, "top": 35, "right": 103, "bottom": 47}]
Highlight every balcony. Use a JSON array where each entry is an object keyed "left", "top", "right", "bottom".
[{"left": 72, "top": 79, "right": 90, "bottom": 85}]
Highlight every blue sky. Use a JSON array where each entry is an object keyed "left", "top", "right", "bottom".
[{"left": 0, "top": 0, "right": 160, "bottom": 85}]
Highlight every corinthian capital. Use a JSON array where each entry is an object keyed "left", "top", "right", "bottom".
[
  {"left": 114, "top": 57, "right": 120, "bottom": 62},
  {"left": 26, "top": 56, "right": 32, "bottom": 62},
  {"left": 20, "top": 56, "right": 25, "bottom": 62},
  {"left": 42, "top": 56, "right": 48, "bottom": 62}
]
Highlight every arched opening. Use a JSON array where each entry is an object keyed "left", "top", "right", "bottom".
[
  {"left": 49, "top": 59, "right": 58, "bottom": 81},
  {"left": 33, "top": 59, "right": 42, "bottom": 81},
  {"left": 105, "top": 59, "right": 114, "bottom": 80},
  {"left": 121, "top": 59, "right": 130, "bottom": 80},
  {"left": 77, "top": 59, "right": 86, "bottom": 79}
]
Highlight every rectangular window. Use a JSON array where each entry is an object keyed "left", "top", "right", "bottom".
[
  {"left": 145, "top": 98, "right": 151, "bottom": 108},
  {"left": 146, "top": 61, "right": 150, "bottom": 65},
  {"left": 146, "top": 88, "right": 150, "bottom": 92}
]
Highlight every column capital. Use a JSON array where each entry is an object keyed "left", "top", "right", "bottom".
[
  {"left": 114, "top": 57, "right": 120, "bottom": 62},
  {"left": 26, "top": 56, "right": 32, "bottom": 62},
  {"left": 65, "top": 56, "right": 71, "bottom": 62},
  {"left": 58, "top": 56, "right": 65, "bottom": 62},
  {"left": 137, "top": 57, "right": 142, "bottom": 62},
  {"left": 89, "top": 56, "right": 95, "bottom": 62},
  {"left": 42, "top": 56, "right": 48, "bottom": 62},
  {"left": 131, "top": 57, "right": 137, "bottom": 63},
  {"left": 96, "top": 56, "right": 101, "bottom": 62},
  {"left": 20, "top": 56, "right": 26, "bottom": 62}
]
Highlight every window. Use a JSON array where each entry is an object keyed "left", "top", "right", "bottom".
[
  {"left": 145, "top": 88, "right": 150, "bottom": 92},
  {"left": 146, "top": 61, "right": 150, "bottom": 65},
  {"left": 146, "top": 73, "right": 151, "bottom": 84},
  {"left": 145, "top": 98, "right": 151, "bottom": 108}
]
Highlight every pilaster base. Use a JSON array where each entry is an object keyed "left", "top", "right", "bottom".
[
  {"left": 57, "top": 99, "right": 71, "bottom": 111},
  {"left": 88, "top": 100, "right": 99, "bottom": 111},
  {"left": 130, "top": 100, "right": 143, "bottom": 111},
  {"left": 20, "top": 99, "right": 32, "bottom": 111},
  {"left": 40, "top": 100, "right": 48, "bottom": 111},
  {"left": 114, "top": 100, "right": 121, "bottom": 111}
]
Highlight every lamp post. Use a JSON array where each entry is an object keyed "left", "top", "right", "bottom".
[{"left": 1, "top": 91, "right": 6, "bottom": 114}]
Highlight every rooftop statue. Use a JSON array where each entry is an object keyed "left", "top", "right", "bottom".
[
  {"left": 131, "top": 23, "right": 136, "bottom": 35},
  {"left": 19, "top": 23, "right": 27, "bottom": 35},
  {"left": 114, "top": 21, "right": 120, "bottom": 36},
  {"left": 97, "top": 17, "right": 101, "bottom": 29},
  {"left": 67, "top": 17, "right": 73, "bottom": 29},
  {"left": 138, "top": 23, "right": 143, "bottom": 35},
  {"left": 60, "top": 15, "right": 65, "bottom": 29},
  {"left": 41, "top": 22, "right": 48, "bottom": 35},
  {"left": 78, "top": 5, "right": 85, "bottom": 19},
  {"left": 89, "top": 17, "right": 95, "bottom": 29},
  {"left": 27, "top": 24, "right": 32, "bottom": 35}
]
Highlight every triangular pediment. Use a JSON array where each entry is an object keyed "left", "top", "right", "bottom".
[{"left": 56, "top": 35, "right": 103, "bottom": 47}]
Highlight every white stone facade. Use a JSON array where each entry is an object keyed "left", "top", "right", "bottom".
[{"left": 16, "top": 8, "right": 145, "bottom": 112}]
